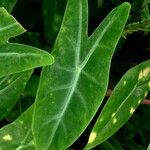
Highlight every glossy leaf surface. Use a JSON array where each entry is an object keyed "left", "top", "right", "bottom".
[
  {"left": 0, "top": 43, "right": 54, "bottom": 78},
  {"left": 0, "top": 70, "right": 33, "bottom": 120},
  {"left": 33, "top": 1, "right": 130, "bottom": 150},
  {"left": 86, "top": 60, "right": 150, "bottom": 149}
]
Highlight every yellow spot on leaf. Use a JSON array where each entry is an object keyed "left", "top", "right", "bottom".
[
  {"left": 148, "top": 82, "right": 150, "bottom": 88},
  {"left": 144, "top": 92, "right": 148, "bottom": 97},
  {"left": 113, "top": 118, "right": 117, "bottom": 124},
  {"left": 99, "top": 118, "right": 103, "bottom": 122},
  {"left": 138, "top": 99, "right": 141, "bottom": 104},
  {"left": 19, "top": 120, "right": 24, "bottom": 125},
  {"left": 7, "top": 79, "right": 11, "bottom": 84},
  {"left": 2, "top": 134, "right": 12, "bottom": 141},
  {"left": 130, "top": 107, "right": 135, "bottom": 114},
  {"left": 88, "top": 132, "right": 97, "bottom": 144},
  {"left": 112, "top": 113, "right": 115, "bottom": 117},
  {"left": 123, "top": 81, "right": 127, "bottom": 85},
  {"left": 138, "top": 67, "right": 150, "bottom": 80}
]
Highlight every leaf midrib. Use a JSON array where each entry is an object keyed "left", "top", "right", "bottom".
[
  {"left": 94, "top": 85, "right": 137, "bottom": 143},
  {"left": 0, "top": 23, "right": 18, "bottom": 32},
  {"left": 45, "top": 3, "right": 115, "bottom": 149},
  {"left": 46, "top": 1, "right": 83, "bottom": 148},
  {"left": 105, "top": 77, "right": 150, "bottom": 129},
  {"left": 0, "top": 52, "right": 45, "bottom": 56}
]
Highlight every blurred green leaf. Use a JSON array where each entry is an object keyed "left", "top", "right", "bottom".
[
  {"left": 141, "top": 0, "right": 150, "bottom": 20},
  {"left": 123, "top": 19, "right": 150, "bottom": 36},
  {"left": 147, "top": 144, "right": 150, "bottom": 150},
  {"left": 43, "top": 0, "right": 67, "bottom": 45},
  {"left": 0, "top": 0, "right": 17, "bottom": 13},
  {"left": 23, "top": 75, "right": 39, "bottom": 98},
  {"left": 0, "top": 71, "right": 33, "bottom": 120}
]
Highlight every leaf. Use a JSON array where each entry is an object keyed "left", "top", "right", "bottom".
[
  {"left": 32, "top": 1, "right": 130, "bottom": 150},
  {"left": 43, "top": 0, "right": 67, "bottom": 44},
  {"left": 98, "top": 141, "right": 115, "bottom": 150},
  {"left": 141, "top": 0, "right": 150, "bottom": 20},
  {"left": 0, "top": 8, "right": 54, "bottom": 78},
  {"left": 85, "top": 60, "right": 150, "bottom": 149},
  {"left": 147, "top": 144, "right": 150, "bottom": 150},
  {"left": 0, "top": 43, "right": 54, "bottom": 78},
  {"left": 0, "top": 106, "right": 35, "bottom": 150},
  {"left": 0, "top": 7, "right": 25, "bottom": 44},
  {"left": 23, "top": 75, "right": 39, "bottom": 98},
  {"left": 0, "top": 0, "right": 17, "bottom": 13},
  {"left": 0, "top": 70, "right": 33, "bottom": 120}
]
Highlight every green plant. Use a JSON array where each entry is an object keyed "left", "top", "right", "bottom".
[{"left": 0, "top": 0, "right": 149, "bottom": 150}]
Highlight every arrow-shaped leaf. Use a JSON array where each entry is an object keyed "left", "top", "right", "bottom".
[
  {"left": 85, "top": 60, "right": 150, "bottom": 149},
  {"left": 32, "top": 1, "right": 130, "bottom": 150}
]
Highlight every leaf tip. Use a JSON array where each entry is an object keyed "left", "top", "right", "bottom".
[
  {"left": 120, "top": 2, "right": 131, "bottom": 14},
  {"left": 122, "top": 2, "right": 131, "bottom": 8}
]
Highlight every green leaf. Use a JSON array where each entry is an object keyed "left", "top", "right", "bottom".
[
  {"left": 0, "top": 106, "right": 35, "bottom": 150},
  {"left": 0, "top": 7, "right": 25, "bottom": 44},
  {"left": 0, "top": 8, "right": 54, "bottom": 77},
  {"left": 85, "top": 60, "right": 150, "bottom": 149},
  {"left": 0, "top": 0, "right": 17, "bottom": 13},
  {"left": 23, "top": 75, "right": 39, "bottom": 98},
  {"left": 98, "top": 141, "right": 115, "bottom": 150},
  {"left": 141, "top": 0, "right": 150, "bottom": 20},
  {"left": 0, "top": 70, "right": 33, "bottom": 120},
  {"left": 0, "top": 43, "right": 54, "bottom": 78},
  {"left": 43, "top": 0, "right": 67, "bottom": 44},
  {"left": 147, "top": 144, "right": 150, "bottom": 150},
  {"left": 32, "top": 1, "right": 130, "bottom": 150}
]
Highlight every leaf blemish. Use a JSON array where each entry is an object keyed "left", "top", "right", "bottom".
[
  {"left": 88, "top": 132, "right": 97, "bottom": 144},
  {"left": 123, "top": 81, "right": 126, "bottom": 85},
  {"left": 138, "top": 67, "right": 150, "bottom": 80},
  {"left": 112, "top": 113, "right": 115, "bottom": 117},
  {"left": 99, "top": 118, "right": 103, "bottom": 122},
  {"left": 19, "top": 120, "right": 24, "bottom": 125},
  {"left": 2, "top": 134, "right": 12, "bottom": 141},
  {"left": 148, "top": 81, "right": 150, "bottom": 88},
  {"left": 144, "top": 92, "right": 148, "bottom": 97},
  {"left": 138, "top": 99, "right": 142, "bottom": 104},
  {"left": 113, "top": 117, "right": 117, "bottom": 124},
  {"left": 130, "top": 107, "right": 135, "bottom": 114},
  {"left": 7, "top": 79, "right": 12, "bottom": 84}
]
